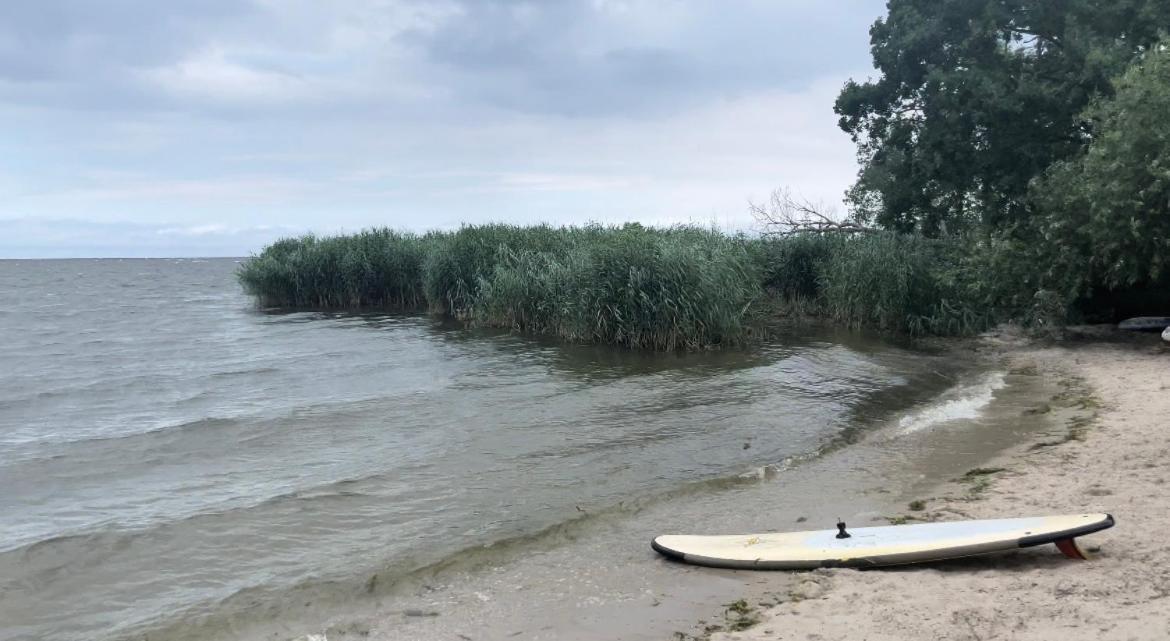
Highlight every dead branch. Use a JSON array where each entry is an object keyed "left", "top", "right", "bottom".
[{"left": 750, "top": 187, "right": 875, "bottom": 236}]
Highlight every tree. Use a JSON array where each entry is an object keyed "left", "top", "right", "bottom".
[
  {"left": 836, "top": 0, "right": 1170, "bottom": 236},
  {"left": 1032, "top": 40, "right": 1170, "bottom": 293},
  {"left": 750, "top": 187, "right": 874, "bottom": 237}
]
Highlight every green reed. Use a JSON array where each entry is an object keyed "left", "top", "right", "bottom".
[
  {"left": 239, "top": 224, "right": 994, "bottom": 348},
  {"left": 765, "top": 232, "right": 991, "bottom": 336},
  {"left": 473, "top": 225, "right": 762, "bottom": 349},
  {"left": 237, "top": 228, "right": 428, "bottom": 309}
]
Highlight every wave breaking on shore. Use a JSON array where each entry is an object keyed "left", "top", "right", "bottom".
[{"left": 896, "top": 371, "right": 1006, "bottom": 435}]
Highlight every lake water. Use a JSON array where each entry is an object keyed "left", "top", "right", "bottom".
[{"left": 0, "top": 259, "right": 1048, "bottom": 641}]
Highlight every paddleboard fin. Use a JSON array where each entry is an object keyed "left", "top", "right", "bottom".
[{"left": 1055, "top": 538, "right": 1088, "bottom": 560}]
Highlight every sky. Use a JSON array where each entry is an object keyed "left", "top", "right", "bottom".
[{"left": 0, "top": 0, "right": 885, "bottom": 258}]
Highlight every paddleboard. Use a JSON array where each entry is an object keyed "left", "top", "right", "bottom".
[
  {"left": 1118, "top": 316, "right": 1170, "bottom": 332},
  {"left": 652, "top": 513, "right": 1114, "bottom": 569}
]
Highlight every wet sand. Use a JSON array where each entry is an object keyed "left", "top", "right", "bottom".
[{"left": 712, "top": 332, "right": 1170, "bottom": 641}]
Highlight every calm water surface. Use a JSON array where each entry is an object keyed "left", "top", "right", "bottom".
[{"left": 0, "top": 259, "right": 980, "bottom": 641}]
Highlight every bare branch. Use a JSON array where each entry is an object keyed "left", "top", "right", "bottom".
[{"left": 750, "top": 187, "right": 875, "bottom": 236}]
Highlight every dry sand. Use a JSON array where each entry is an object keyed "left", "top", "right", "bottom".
[{"left": 711, "top": 336, "right": 1170, "bottom": 641}]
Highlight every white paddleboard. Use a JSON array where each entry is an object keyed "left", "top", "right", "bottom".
[{"left": 652, "top": 513, "right": 1114, "bottom": 569}]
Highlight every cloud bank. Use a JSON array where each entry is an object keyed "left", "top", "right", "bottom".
[{"left": 0, "top": 0, "right": 883, "bottom": 257}]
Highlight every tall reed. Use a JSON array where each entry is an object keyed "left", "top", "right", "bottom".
[
  {"left": 239, "top": 224, "right": 995, "bottom": 347},
  {"left": 802, "top": 232, "right": 988, "bottom": 335},
  {"left": 237, "top": 228, "right": 427, "bottom": 309},
  {"left": 473, "top": 225, "right": 761, "bottom": 349}
]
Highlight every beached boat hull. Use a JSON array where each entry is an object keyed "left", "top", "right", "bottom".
[{"left": 652, "top": 513, "right": 1114, "bottom": 569}]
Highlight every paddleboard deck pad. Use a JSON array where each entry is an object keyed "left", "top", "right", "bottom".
[{"left": 652, "top": 513, "right": 1114, "bottom": 569}]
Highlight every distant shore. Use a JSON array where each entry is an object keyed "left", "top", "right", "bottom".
[{"left": 710, "top": 329, "right": 1170, "bottom": 641}]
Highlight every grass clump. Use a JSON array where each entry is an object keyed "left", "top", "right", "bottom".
[
  {"left": 886, "top": 514, "right": 920, "bottom": 525},
  {"left": 962, "top": 467, "right": 1005, "bottom": 479},
  {"left": 959, "top": 467, "right": 1005, "bottom": 496},
  {"left": 722, "top": 600, "right": 760, "bottom": 632}
]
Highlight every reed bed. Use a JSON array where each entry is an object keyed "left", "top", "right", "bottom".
[
  {"left": 239, "top": 224, "right": 991, "bottom": 349},
  {"left": 237, "top": 228, "right": 428, "bottom": 309},
  {"left": 473, "top": 226, "right": 761, "bottom": 349}
]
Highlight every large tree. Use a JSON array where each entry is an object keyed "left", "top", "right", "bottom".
[
  {"left": 836, "top": 0, "right": 1170, "bottom": 235},
  {"left": 1032, "top": 40, "right": 1170, "bottom": 293}
]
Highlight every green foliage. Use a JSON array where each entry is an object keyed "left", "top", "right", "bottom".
[
  {"left": 837, "top": 0, "right": 1170, "bottom": 234},
  {"left": 237, "top": 229, "right": 427, "bottom": 309},
  {"left": 754, "top": 234, "right": 841, "bottom": 300},
  {"left": 756, "top": 232, "right": 993, "bottom": 336},
  {"left": 1031, "top": 41, "right": 1170, "bottom": 293},
  {"left": 420, "top": 224, "right": 573, "bottom": 315},
  {"left": 477, "top": 227, "right": 762, "bottom": 349},
  {"left": 944, "top": 230, "right": 1082, "bottom": 327},
  {"left": 240, "top": 224, "right": 763, "bottom": 350},
  {"left": 240, "top": 224, "right": 1064, "bottom": 342},
  {"left": 816, "top": 233, "right": 987, "bottom": 335}
]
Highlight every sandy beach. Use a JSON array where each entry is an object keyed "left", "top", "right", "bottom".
[{"left": 710, "top": 332, "right": 1170, "bottom": 641}]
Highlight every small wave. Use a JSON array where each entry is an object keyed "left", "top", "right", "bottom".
[
  {"left": 0, "top": 414, "right": 252, "bottom": 456},
  {"left": 114, "top": 488, "right": 677, "bottom": 641},
  {"left": 0, "top": 529, "right": 130, "bottom": 582},
  {"left": 76, "top": 416, "right": 242, "bottom": 447},
  {"left": 896, "top": 371, "right": 1006, "bottom": 435},
  {"left": 737, "top": 447, "right": 831, "bottom": 480},
  {"left": 0, "top": 468, "right": 400, "bottom": 559},
  {"left": 208, "top": 366, "right": 281, "bottom": 379},
  {"left": 7, "top": 446, "right": 829, "bottom": 641}
]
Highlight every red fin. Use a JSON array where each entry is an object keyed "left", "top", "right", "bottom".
[{"left": 1055, "top": 538, "right": 1088, "bottom": 560}]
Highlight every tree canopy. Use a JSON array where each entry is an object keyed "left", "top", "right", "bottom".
[
  {"left": 835, "top": 0, "right": 1170, "bottom": 235},
  {"left": 1032, "top": 41, "right": 1170, "bottom": 292}
]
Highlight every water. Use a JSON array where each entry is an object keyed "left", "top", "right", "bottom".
[{"left": 0, "top": 259, "right": 1038, "bottom": 641}]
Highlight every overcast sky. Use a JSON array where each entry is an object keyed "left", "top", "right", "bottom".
[{"left": 0, "top": 0, "right": 884, "bottom": 258}]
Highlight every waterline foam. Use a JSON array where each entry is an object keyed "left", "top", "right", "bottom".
[{"left": 897, "top": 371, "right": 1007, "bottom": 435}]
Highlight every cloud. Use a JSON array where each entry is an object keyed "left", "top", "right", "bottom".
[
  {"left": 142, "top": 48, "right": 312, "bottom": 105},
  {"left": 1, "top": 0, "right": 878, "bottom": 117},
  {"left": 409, "top": 0, "right": 878, "bottom": 117},
  {"left": 0, "top": 0, "right": 887, "bottom": 257},
  {"left": 493, "top": 172, "right": 644, "bottom": 192},
  {"left": 0, "top": 1, "right": 252, "bottom": 81}
]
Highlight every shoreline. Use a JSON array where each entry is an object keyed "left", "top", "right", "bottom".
[
  {"left": 336, "top": 331, "right": 1085, "bottom": 641},
  {"left": 706, "top": 330, "right": 1170, "bottom": 641}
]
